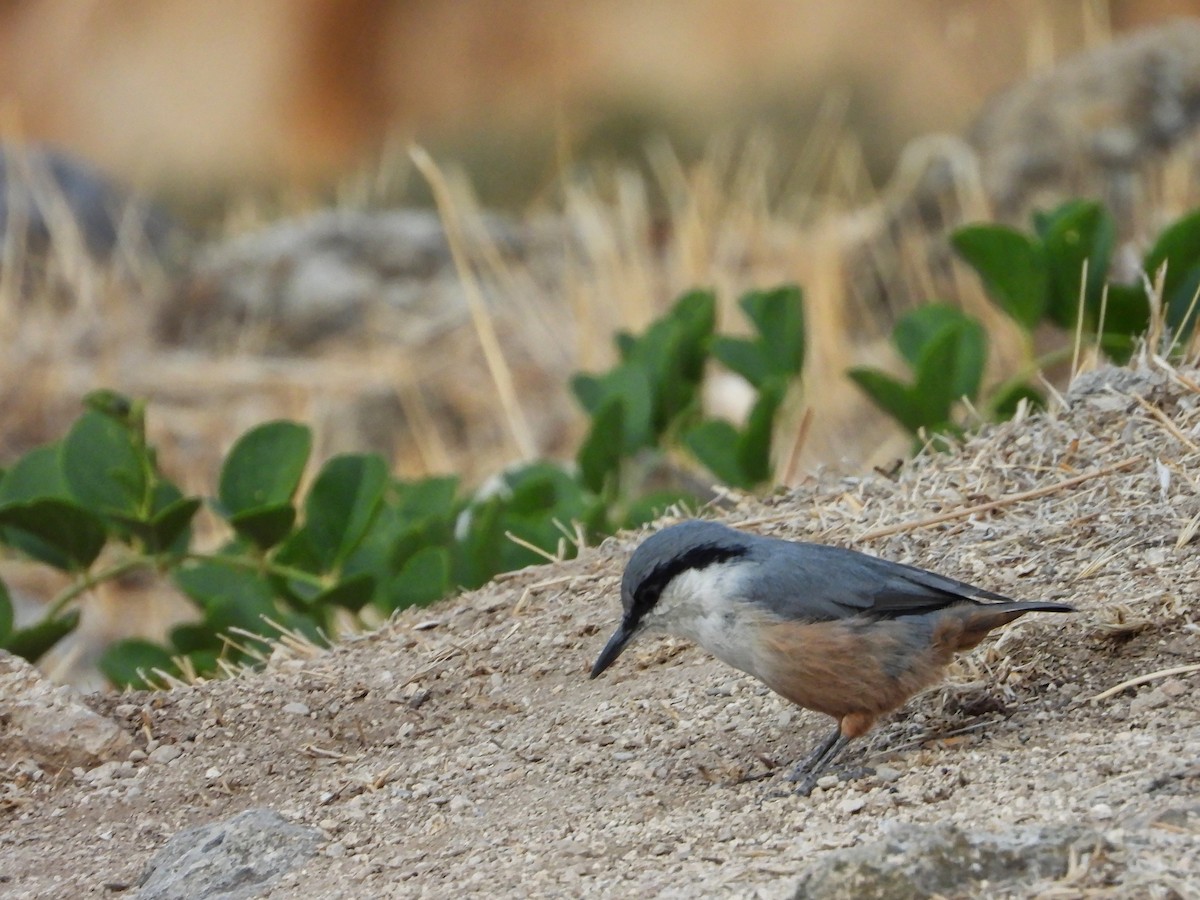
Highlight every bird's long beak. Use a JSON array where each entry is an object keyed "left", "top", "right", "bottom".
[{"left": 590, "top": 620, "right": 636, "bottom": 678}]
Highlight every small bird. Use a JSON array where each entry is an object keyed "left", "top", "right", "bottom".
[{"left": 590, "top": 520, "right": 1073, "bottom": 794}]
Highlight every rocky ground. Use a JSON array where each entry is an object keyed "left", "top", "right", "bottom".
[{"left": 1, "top": 363, "right": 1198, "bottom": 898}]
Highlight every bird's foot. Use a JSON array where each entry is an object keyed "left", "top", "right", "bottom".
[{"left": 782, "top": 764, "right": 875, "bottom": 797}]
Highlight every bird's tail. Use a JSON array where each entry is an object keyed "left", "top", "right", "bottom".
[{"left": 949, "top": 600, "right": 1074, "bottom": 651}]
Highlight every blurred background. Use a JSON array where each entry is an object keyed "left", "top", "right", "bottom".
[{"left": 1, "top": 0, "right": 1193, "bottom": 218}]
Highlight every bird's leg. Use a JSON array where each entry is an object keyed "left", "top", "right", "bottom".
[{"left": 786, "top": 727, "right": 851, "bottom": 796}]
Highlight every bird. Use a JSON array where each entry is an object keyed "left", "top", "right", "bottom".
[{"left": 589, "top": 519, "right": 1073, "bottom": 794}]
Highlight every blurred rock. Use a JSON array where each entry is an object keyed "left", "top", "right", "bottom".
[
  {"left": 136, "top": 808, "right": 321, "bottom": 900},
  {"left": 0, "top": 650, "right": 132, "bottom": 769},
  {"left": 162, "top": 208, "right": 553, "bottom": 351},
  {"left": 0, "top": 143, "right": 184, "bottom": 295},
  {"left": 792, "top": 823, "right": 1100, "bottom": 900},
  {"left": 844, "top": 19, "right": 1200, "bottom": 315}
]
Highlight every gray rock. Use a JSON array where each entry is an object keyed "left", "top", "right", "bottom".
[
  {"left": 162, "top": 208, "right": 548, "bottom": 351},
  {"left": 137, "top": 808, "right": 322, "bottom": 900},
  {"left": 0, "top": 650, "right": 132, "bottom": 769},
  {"left": 0, "top": 143, "right": 183, "bottom": 292},
  {"left": 792, "top": 823, "right": 1100, "bottom": 900}
]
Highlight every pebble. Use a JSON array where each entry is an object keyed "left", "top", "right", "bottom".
[
  {"left": 874, "top": 765, "right": 903, "bottom": 783},
  {"left": 326, "top": 842, "right": 347, "bottom": 859},
  {"left": 1129, "top": 688, "right": 1170, "bottom": 714},
  {"left": 816, "top": 775, "right": 840, "bottom": 790},
  {"left": 1159, "top": 678, "right": 1187, "bottom": 699},
  {"left": 1090, "top": 803, "right": 1114, "bottom": 820},
  {"left": 148, "top": 745, "right": 183, "bottom": 765},
  {"left": 839, "top": 796, "right": 867, "bottom": 815},
  {"left": 282, "top": 702, "right": 311, "bottom": 716}
]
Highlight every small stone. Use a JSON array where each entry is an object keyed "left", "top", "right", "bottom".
[
  {"left": 128, "top": 749, "right": 147, "bottom": 762},
  {"left": 816, "top": 775, "right": 840, "bottom": 790},
  {"left": 1090, "top": 803, "right": 1114, "bottom": 820},
  {"left": 205, "top": 767, "right": 223, "bottom": 780},
  {"left": 149, "top": 745, "right": 183, "bottom": 765},
  {"left": 1159, "top": 679, "right": 1187, "bottom": 699},
  {"left": 1129, "top": 688, "right": 1169, "bottom": 714},
  {"left": 839, "top": 796, "right": 867, "bottom": 814},
  {"left": 325, "top": 842, "right": 347, "bottom": 859},
  {"left": 613, "top": 751, "right": 634, "bottom": 762},
  {"left": 448, "top": 796, "right": 472, "bottom": 814},
  {"left": 282, "top": 702, "right": 311, "bottom": 716},
  {"left": 874, "top": 765, "right": 903, "bottom": 783},
  {"left": 137, "top": 808, "right": 321, "bottom": 899}
]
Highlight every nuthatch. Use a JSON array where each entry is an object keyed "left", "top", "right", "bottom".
[{"left": 590, "top": 520, "right": 1073, "bottom": 794}]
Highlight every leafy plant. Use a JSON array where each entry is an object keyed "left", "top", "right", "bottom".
[
  {"left": 574, "top": 284, "right": 806, "bottom": 492},
  {"left": 0, "top": 285, "right": 809, "bottom": 687},
  {"left": 854, "top": 199, "right": 1200, "bottom": 441},
  {"left": 848, "top": 305, "right": 985, "bottom": 441}
]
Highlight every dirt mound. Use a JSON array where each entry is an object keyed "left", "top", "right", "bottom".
[{"left": 2, "top": 362, "right": 1198, "bottom": 897}]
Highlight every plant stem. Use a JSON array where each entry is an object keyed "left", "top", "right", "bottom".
[
  {"left": 189, "top": 552, "right": 328, "bottom": 588},
  {"left": 46, "top": 557, "right": 148, "bottom": 619}
]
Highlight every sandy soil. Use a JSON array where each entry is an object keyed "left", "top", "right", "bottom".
[{"left": 2, "top": 363, "right": 1198, "bottom": 898}]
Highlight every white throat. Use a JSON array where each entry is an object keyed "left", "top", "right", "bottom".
[{"left": 638, "top": 562, "right": 764, "bottom": 677}]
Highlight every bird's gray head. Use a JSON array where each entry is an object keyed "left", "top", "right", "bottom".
[{"left": 590, "top": 520, "right": 752, "bottom": 678}]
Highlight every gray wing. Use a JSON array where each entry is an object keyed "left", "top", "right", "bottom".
[{"left": 736, "top": 537, "right": 1015, "bottom": 622}]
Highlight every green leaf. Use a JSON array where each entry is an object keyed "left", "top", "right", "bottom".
[
  {"left": 394, "top": 476, "right": 461, "bottom": 523},
  {"left": 1143, "top": 208, "right": 1200, "bottom": 334},
  {"left": 3, "top": 610, "right": 80, "bottom": 663},
  {"left": 683, "top": 419, "right": 744, "bottom": 485},
  {"left": 735, "top": 379, "right": 785, "bottom": 487},
  {"left": 0, "top": 498, "right": 108, "bottom": 571},
  {"left": 174, "top": 560, "right": 275, "bottom": 614},
  {"left": 303, "top": 454, "right": 387, "bottom": 571},
  {"left": 577, "top": 397, "right": 625, "bottom": 493},
  {"left": 98, "top": 638, "right": 178, "bottom": 689},
  {"left": 387, "top": 546, "right": 452, "bottom": 610},
  {"left": 739, "top": 285, "right": 806, "bottom": 378},
  {"left": 914, "top": 315, "right": 986, "bottom": 410},
  {"left": 952, "top": 224, "right": 1048, "bottom": 330},
  {"left": 309, "top": 572, "right": 376, "bottom": 612},
  {"left": 571, "top": 365, "right": 654, "bottom": 452},
  {"left": 1097, "top": 283, "right": 1150, "bottom": 363},
  {"left": 83, "top": 389, "right": 137, "bottom": 422},
  {"left": 847, "top": 368, "right": 924, "bottom": 433},
  {"left": 218, "top": 421, "right": 311, "bottom": 516},
  {"left": 61, "top": 410, "right": 147, "bottom": 517},
  {"left": 169, "top": 622, "right": 220, "bottom": 654},
  {"left": 988, "top": 383, "right": 1045, "bottom": 419},
  {"left": 146, "top": 496, "right": 202, "bottom": 554},
  {"left": 621, "top": 490, "right": 697, "bottom": 530},
  {"left": 0, "top": 443, "right": 69, "bottom": 503},
  {"left": 893, "top": 305, "right": 970, "bottom": 367},
  {"left": 0, "top": 578, "right": 12, "bottom": 643},
  {"left": 711, "top": 335, "right": 769, "bottom": 387},
  {"left": 1041, "top": 200, "right": 1113, "bottom": 329},
  {"left": 227, "top": 503, "right": 297, "bottom": 551},
  {"left": 455, "top": 498, "right": 504, "bottom": 589}
]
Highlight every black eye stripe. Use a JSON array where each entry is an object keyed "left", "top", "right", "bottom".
[{"left": 628, "top": 542, "right": 747, "bottom": 625}]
